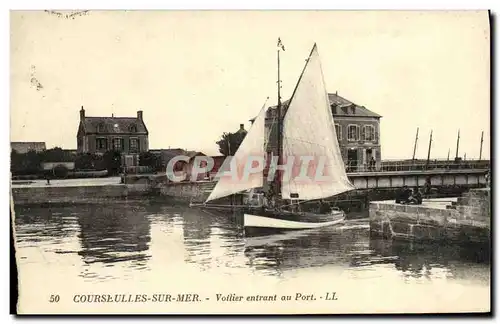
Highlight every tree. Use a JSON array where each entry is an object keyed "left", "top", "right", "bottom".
[
  {"left": 102, "top": 150, "right": 122, "bottom": 176},
  {"left": 52, "top": 164, "right": 69, "bottom": 178},
  {"left": 216, "top": 131, "right": 246, "bottom": 156},
  {"left": 10, "top": 149, "right": 42, "bottom": 175},
  {"left": 75, "top": 153, "right": 102, "bottom": 170},
  {"left": 40, "top": 147, "right": 74, "bottom": 163},
  {"left": 139, "top": 151, "right": 162, "bottom": 172}
]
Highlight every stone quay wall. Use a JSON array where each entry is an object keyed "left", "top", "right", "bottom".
[
  {"left": 369, "top": 188, "right": 490, "bottom": 244},
  {"left": 11, "top": 185, "right": 133, "bottom": 205}
]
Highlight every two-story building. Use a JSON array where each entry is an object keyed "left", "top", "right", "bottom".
[
  {"left": 329, "top": 93, "right": 382, "bottom": 171},
  {"left": 76, "top": 107, "right": 149, "bottom": 167},
  {"left": 252, "top": 92, "right": 382, "bottom": 172}
]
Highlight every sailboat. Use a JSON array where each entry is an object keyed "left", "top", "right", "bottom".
[{"left": 203, "top": 40, "right": 355, "bottom": 235}]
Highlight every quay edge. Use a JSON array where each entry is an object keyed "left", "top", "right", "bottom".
[
  {"left": 369, "top": 188, "right": 491, "bottom": 244},
  {"left": 11, "top": 168, "right": 488, "bottom": 210}
]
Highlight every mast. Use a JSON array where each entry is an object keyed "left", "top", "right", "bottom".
[
  {"left": 455, "top": 129, "right": 460, "bottom": 160},
  {"left": 412, "top": 127, "right": 419, "bottom": 161},
  {"left": 276, "top": 37, "right": 284, "bottom": 199},
  {"left": 275, "top": 42, "right": 318, "bottom": 201},
  {"left": 426, "top": 130, "right": 432, "bottom": 169}
]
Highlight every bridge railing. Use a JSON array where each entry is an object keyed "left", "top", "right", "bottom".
[{"left": 346, "top": 160, "right": 490, "bottom": 173}]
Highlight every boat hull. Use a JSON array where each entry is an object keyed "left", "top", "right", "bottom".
[{"left": 243, "top": 210, "right": 345, "bottom": 236}]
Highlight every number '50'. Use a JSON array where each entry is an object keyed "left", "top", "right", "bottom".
[{"left": 49, "top": 295, "right": 60, "bottom": 303}]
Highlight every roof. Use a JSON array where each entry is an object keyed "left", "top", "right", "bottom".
[
  {"left": 11, "top": 142, "right": 46, "bottom": 153},
  {"left": 150, "top": 149, "right": 206, "bottom": 164},
  {"left": 327, "top": 93, "right": 381, "bottom": 118},
  {"left": 81, "top": 117, "right": 148, "bottom": 134},
  {"left": 250, "top": 93, "right": 381, "bottom": 121},
  {"left": 11, "top": 141, "right": 46, "bottom": 146},
  {"left": 150, "top": 148, "right": 188, "bottom": 163}
]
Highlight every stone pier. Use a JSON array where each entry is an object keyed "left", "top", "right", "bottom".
[{"left": 369, "top": 188, "right": 490, "bottom": 244}]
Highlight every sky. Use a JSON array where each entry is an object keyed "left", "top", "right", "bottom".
[{"left": 10, "top": 10, "right": 490, "bottom": 159}]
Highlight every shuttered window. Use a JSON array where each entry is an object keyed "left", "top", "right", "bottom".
[{"left": 347, "top": 125, "right": 359, "bottom": 141}]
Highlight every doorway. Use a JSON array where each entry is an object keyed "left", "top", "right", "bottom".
[{"left": 347, "top": 149, "right": 358, "bottom": 172}]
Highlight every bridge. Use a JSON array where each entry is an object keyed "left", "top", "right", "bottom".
[
  {"left": 122, "top": 159, "right": 489, "bottom": 204},
  {"left": 347, "top": 160, "right": 489, "bottom": 190},
  {"left": 348, "top": 168, "right": 487, "bottom": 190}
]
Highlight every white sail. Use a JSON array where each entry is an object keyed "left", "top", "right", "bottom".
[
  {"left": 205, "top": 105, "right": 267, "bottom": 203},
  {"left": 281, "top": 44, "right": 355, "bottom": 200}
]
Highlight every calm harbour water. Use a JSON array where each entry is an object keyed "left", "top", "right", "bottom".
[{"left": 14, "top": 201, "right": 491, "bottom": 314}]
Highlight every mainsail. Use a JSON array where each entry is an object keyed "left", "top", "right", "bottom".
[
  {"left": 205, "top": 105, "right": 267, "bottom": 203},
  {"left": 281, "top": 44, "right": 355, "bottom": 200}
]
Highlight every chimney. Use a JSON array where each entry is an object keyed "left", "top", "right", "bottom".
[
  {"left": 137, "top": 110, "right": 143, "bottom": 121},
  {"left": 240, "top": 123, "right": 245, "bottom": 131},
  {"left": 80, "top": 106, "right": 85, "bottom": 120}
]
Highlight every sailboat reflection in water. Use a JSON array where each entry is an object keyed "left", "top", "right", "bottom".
[{"left": 204, "top": 40, "right": 355, "bottom": 236}]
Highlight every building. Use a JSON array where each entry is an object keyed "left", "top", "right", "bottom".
[
  {"left": 251, "top": 92, "right": 382, "bottom": 172},
  {"left": 11, "top": 142, "right": 46, "bottom": 154},
  {"left": 76, "top": 107, "right": 149, "bottom": 167},
  {"left": 150, "top": 149, "right": 210, "bottom": 181},
  {"left": 183, "top": 151, "right": 208, "bottom": 181},
  {"left": 150, "top": 148, "right": 187, "bottom": 170}
]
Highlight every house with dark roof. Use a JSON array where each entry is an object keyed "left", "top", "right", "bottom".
[
  {"left": 11, "top": 142, "right": 46, "bottom": 154},
  {"left": 251, "top": 92, "right": 382, "bottom": 172},
  {"left": 77, "top": 107, "right": 149, "bottom": 166}
]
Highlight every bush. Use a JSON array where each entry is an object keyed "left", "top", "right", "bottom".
[
  {"left": 103, "top": 150, "right": 122, "bottom": 176},
  {"left": 139, "top": 151, "right": 163, "bottom": 172},
  {"left": 53, "top": 164, "right": 69, "bottom": 178}
]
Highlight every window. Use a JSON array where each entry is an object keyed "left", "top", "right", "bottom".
[
  {"left": 364, "top": 125, "right": 375, "bottom": 141},
  {"left": 97, "top": 123, "right": 106, "bottom": 133},
  {"left": 347, "top": 125, "right": 359, "bottom": 141},
  {"left": 130, "top": 138, "right": 139, "bottom": 153},
  {"left": 96, "top": 138, "right": 108, "bottom": 151},
  {"left": 113, "top": 138, "right": 123, "bottom": 151},
  {"left": 129, "top": 124, "right": 138, "bottom": 133},
  {"left": 335, "top": 124, "right": 342, "bottom": 141}
]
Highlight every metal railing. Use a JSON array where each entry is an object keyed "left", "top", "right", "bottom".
[
  {"left": 123, "top": 166, "right": 153, "bottom": 174},
  {"left": 346, "top": 159, "right": 490, "bottom": 173}
]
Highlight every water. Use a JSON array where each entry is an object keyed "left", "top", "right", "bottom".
[{"left": 13, "top": 202, "right": 490, "bottom": 314}]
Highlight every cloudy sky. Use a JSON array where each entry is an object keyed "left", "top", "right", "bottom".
[{"left": 10, "top": 10, "right": 490, "bottom": 159}]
